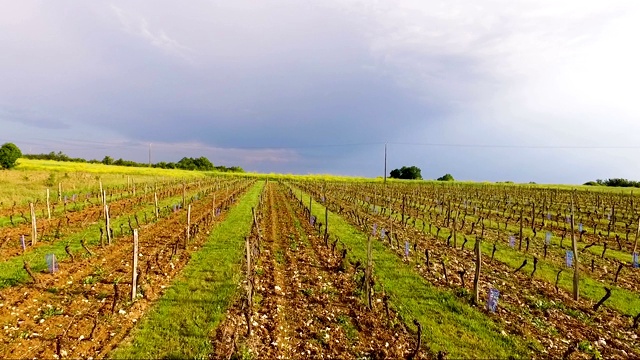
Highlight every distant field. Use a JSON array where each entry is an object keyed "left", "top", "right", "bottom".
[{"left": 1, "top": 159, "right": 210, "bottom": 205}]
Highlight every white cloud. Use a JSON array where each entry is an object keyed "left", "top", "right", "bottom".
[{"left": 110, "top": 4, "right": 192, "bottom": 60}]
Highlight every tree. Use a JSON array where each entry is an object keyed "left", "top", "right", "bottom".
[
  {"left": 0, "top": 143, "right": 22, "bottom": 169},
  {"left": 437, "top": 173, "right": 454, "bottom": 181},
  {"left": 193, "top": 156, "right": 214, "bottom": 171},
  {"left": 102, "top": 156, "right": 114, "bottom": 165},
  {"left": 389, "top": 166, "right": 422, "bottom": 180}
]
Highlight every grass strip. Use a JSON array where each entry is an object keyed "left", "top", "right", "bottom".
[
  {"left": 295, "top": 188, "right": 533, "bottom": 359},
  {"left": 109, "top": 181, "right": 264, "bottom": 359}
]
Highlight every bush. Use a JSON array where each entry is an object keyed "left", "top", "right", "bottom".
[
  {"left": 0, "top": 143, "right": 22, "bottom": 169},
  {"left": 437, "top": 173, "right": 454, "bottom": 181},
  {"left": 389, "top": 166, "right": 422, "bottom": 180}
]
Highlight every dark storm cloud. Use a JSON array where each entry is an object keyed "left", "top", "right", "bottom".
[
  {"left": 0, "top": 1, "right": 453, "bottom": 161},
  {"left": 0, "top": 107, "right": 70, "bottom": 130},
  {"left": 2, "top": 1, "right": 639, "bottom": 182}
]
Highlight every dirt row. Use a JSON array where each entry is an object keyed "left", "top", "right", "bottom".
[
  {"left": 0, "top": 181, "right": 253, "bottom": 359},
  {"left": 211, "top": 182, "right": 427, "bottom": 359},
  {"left": 0, "top": 179, "right": 233, "bottom": 269},
  {"left": 301, "top": 184, "right": 640, "bottom": 359},
  {"left": 333, "top": 187, "right": 640, "bottom": 299},
  {"left": 343, "top": 184, "right": 640, "bottom": 255}
]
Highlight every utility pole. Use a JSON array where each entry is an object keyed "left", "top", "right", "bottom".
[
  {"left": 148, "top": 143, "right": 152, "bottom": 167},
  {"left": 384, "top": 143, "right": 387, "bottom": 184}
]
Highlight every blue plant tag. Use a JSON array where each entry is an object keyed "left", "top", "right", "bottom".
[
  {"left": 547, "top": 213, "right": 551, "bottom": 220},
  {"left": 380, "top": 229, "right": 386, "bottom": 239},
  {"left": 405, "top": 241, "right": 410, "bottom": 257},
  {"left": 310, "top": 215, "right": 316, "bottom": 226},
  {"left": 545, "top": 232, "right": 551, "bottom": 245},
  {"left": 509, "top": 236, "right": 515, "bottom": 248},
  {"left": 566, "top": 216, "right": 570, "bottom": 223},
  {"left": 46, "top": 254, "right": 58, "bottom": 273},
  {"left": 566, "top": 251, "right": 573, "bottom": 267},
  {"left": 578, "top": 223, "right": 583, "bottom": 232},
  {"left": 321, "top": 196, "right": 325, "bottom": 203},
  {"left": 372, "top": 224, "right": 377, "bottom": 236},
  {"left": 20, "top": 235, "right": 26, "bottom": 251},
  {"left": 487, "top": 288, "right": 500, "bottom": 313},
  {"left": 633, "top": 252, "right": 638, "bottom": 268}
]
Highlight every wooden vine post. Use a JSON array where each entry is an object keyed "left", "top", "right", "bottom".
[
  {"left": 519, "top": 206, "right": 524, "bottom": 251},
  {"left": 366, "top": 234, "right": 373, "bottom": 310},
  {"left": 104, "top": 191, "right": 112, "bottom": 245},
  {"left": 324, "top": 205, "right": 329, "bottom": 240},
  {"left": 58, "top": 182, "right": 62, "bottom": 203},
  {"left": 401, "top": 195, "right": 406, "bottom": 225},
  {"left": 245, "top": 235, "right": 253, "bottom": 336},
  {"left": 453, "top": 217, "right": 457, "bottom": 248},
  {"left": 186, "top": 204, "right": 191, "bottom": 245},
  {"left": 154, "top": 192, "right": 159, "bottom": 220},
  {"left": 46, "top": 189, "right": 51, "bottom": 220},
  {"left": 570, "top": 191, "right": 579, "bottom": 300},
  {"left": 131, "top": 229, "right": 139, "bottom": 301},
  {"left": 29, "top": 202, "right": 37, "bottom": 245},
  {"left": 212, "top": 193, "right": 216, "bottom": 217},
  {"left": 474, "top": 235, "right": 481, "bottom": 305},
  {"left": 182, "top": 181, "right": 186, "bottom": 207},
  {"left": 531, "top": 202, "right": 536, "bottom": 232},
  {"left": 245, "top": 235, "right": 251, "bottom": 283},
  {"left": 634, "top": 216, "right": 640, "bottom": 255}
]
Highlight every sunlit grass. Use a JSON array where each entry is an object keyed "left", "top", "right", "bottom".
[
  {"left": 0, "top": 159, "right": 208, "bottom": 205},
  {"left": 110, "top": 182, "right": 264, "bottom": 359}
]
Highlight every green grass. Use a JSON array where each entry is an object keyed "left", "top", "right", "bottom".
[
  {"left": 109, "top": 181, "right": 264, "bottom": 359},
  {"left": 294, "top": 189, "right": 534, "bottom": 359},
  {"left": 15, "top": 159, "right": 209, "bottom": 178},
  {"left": 1, "top": 159, "right": 210, "bottom": 206}
]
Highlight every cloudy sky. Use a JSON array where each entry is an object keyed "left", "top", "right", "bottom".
[{"left": 1, "top": 1, "right": 639, "bottom": 183}]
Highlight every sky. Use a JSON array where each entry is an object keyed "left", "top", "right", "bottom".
[{"left": 1, "top": 0, "right": 640, "bottom": 184}]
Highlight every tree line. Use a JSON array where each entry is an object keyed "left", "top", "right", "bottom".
[
  {"left": 20, "top": 150, "right": 244, "bottom": 173},
  {"left": 584, "top": 178, "right": 640, "bottom": 188}
]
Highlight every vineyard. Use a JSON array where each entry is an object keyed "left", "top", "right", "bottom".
[{"left": 1, "top": 167, "right": 639, "bottom": 359}]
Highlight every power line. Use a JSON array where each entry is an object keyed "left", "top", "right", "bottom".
[
  {"left": 388, "top": 142, "right": 640, "bottom": 149},
  {"left": 5, "top": 137, "right": 639, "bottom": 151}
]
